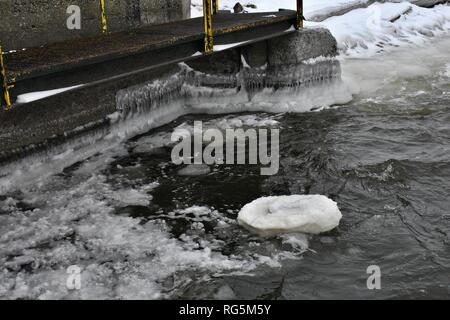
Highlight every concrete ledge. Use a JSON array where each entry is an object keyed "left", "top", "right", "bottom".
[
  {"left": 267, "top": 28, "right": 337, "bottom": 66},
  {"left": 0, "top": 28, "right": 343, "bottom": 163}
]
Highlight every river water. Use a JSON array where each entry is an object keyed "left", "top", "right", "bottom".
[{"left": 0, "top": 36, "right": 449, "bottom": 300}]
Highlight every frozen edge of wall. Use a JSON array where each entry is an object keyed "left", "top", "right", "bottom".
[{"left": 0, "top": 28, "right": 349, "bottom": 187}]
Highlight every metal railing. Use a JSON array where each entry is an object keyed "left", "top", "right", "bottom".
[
  {"left": 202, "top": 0, "right": 304, "bottom": 53},
  {"left": 0, "top": 44, "right": 12, "bottom": 109},
  {"left": 1, "top": 0, "right": 108, "bottom": 109},
  {"left": 100, "top": 0, "right": 108, "bottom": 33},
  {"left": 296, "top": 0, "right": 304, "bottom": 29},
  {"left": 203, "top": 0, "right": 214, "bottom": 53},
  {"left": 1, "top": 0, "right": 304, "bottom": 109}
]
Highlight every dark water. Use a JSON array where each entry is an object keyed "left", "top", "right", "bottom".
[
  {"left": 0, "top": 39, "right": 449, "bottom": 299},
  {"left": 112, "top": 94, "right": 450, "bottom": 299}
]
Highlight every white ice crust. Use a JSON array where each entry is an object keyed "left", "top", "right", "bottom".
[{"left": 238, "top": 195, "right": 342, "bottom": 236}]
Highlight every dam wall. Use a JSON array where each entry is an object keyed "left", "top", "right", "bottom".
[
  {"left": 0, "top": 0, "right": 191, "bottom": 51},
  {"left": 0, "top": 28, "right": 345, "bottom": 164}
]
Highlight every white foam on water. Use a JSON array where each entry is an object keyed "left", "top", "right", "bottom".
[
  {"left": 280, "top": 233, "right": 310, "bottom": 252},
  {"left": 440, "top": 63, "right": 450, "bottom": 78},
  {"left": 341, "top": 34, "right": 450, "bottom": 97}
]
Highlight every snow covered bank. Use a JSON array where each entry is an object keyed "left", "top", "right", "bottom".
[
  {"left": 238, "top": 195, "right": 342, "bottom": 236},
  {"left": 310, "top": 2, "right": 450, "bottom": 57}
]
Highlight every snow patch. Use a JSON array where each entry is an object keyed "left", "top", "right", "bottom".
[
  {"left": 16, "top": 85, "right": 84, "bottom": 104},
  {"left": 214, "top": 41, "right": 250, "bottom": 51}
]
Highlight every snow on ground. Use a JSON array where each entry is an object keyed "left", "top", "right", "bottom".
[
  {"left": 238, "top": 195, "right": 342, "bottom": 236},
  {"left": 310, "top": 2, "right": 450, "bottom": 57},
  {"left": 191, "top": 0, "right": 372, "bottom": 19}
]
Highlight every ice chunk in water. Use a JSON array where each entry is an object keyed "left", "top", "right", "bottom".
[{"left": 237, "top": 195, "right": 342, "bottom": 236}]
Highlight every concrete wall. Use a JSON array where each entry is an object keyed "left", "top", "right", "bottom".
[
  {"left": 0, "top": 29, "right": 342, "bottom": 162},
  {"left": 0, "top": 0, "right": 191, "bottom": 51}
]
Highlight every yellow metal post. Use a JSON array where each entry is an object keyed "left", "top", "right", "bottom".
[
  {"left": 213, "top": 0, "right": 219, "bottom": 15},
  {"left": 100, "top": 0, "right": 108, "bottom": 33},
  {"left": 0, "top": 44, "right": 12, "bottom": 109},
  {"left": 296, "top": 0, "right": 304, "bottom": 29},
  {"left": 203, "top": 0, "right": 214, "bottom": 53}
]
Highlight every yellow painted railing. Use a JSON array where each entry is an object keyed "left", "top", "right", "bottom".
[
  {"left": 1, "top": 1, "right": 305, "bottom": 108},
  {"left": 1, "top": 2, "right": 108, "bottom": 108},
  {"left": 213, "top": 0, "right": 219, "bottom": 15},
  {"left": 296, "top": 0, "right": 304, "bottom": 29},
  {"left": 202, "top": 1, "right": 304, "bottom": 54},
  {"left": 0, "top": 44, "right": 12, "bottom": 109},
  {"left": 203, "top": 0, "right": 214, "bottom": 53},
  {"left": 100, "top": 0, "right": 108, "bottom": 33}
]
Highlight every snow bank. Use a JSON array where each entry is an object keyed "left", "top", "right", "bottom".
[{"left": 238, "top": 195, "right": 342, "bottom": 236}]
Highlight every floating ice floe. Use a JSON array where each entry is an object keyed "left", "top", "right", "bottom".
[{"left": 238, "top": 195, "right": 342, "bottom": 236}]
